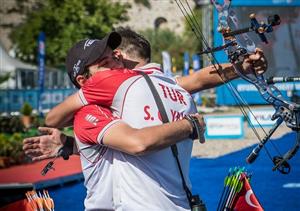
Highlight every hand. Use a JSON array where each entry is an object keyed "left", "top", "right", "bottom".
[
  {"left": 242, "top": 48, "right": 268, "bottom": 75},
  {"left": 23, "top": 127, "right": 66, "bottom": 161}
]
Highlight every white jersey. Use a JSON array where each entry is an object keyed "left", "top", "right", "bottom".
[
  {"left": 79, "top": 63, "right": 197, "bottom": 210},
  {"left": 74, "top": 105, "right": 121, "bottom": 211}
]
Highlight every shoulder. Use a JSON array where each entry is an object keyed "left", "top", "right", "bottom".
[
  {"left": 74, "top": 105, "right": 118, "bottom": 145},
  {"left": 74, "top": 105, "right": 113, "bottom": 123},
  {"left": 85, "top": 68, "right": 139, "bottom": 85},
  {"left": 80, "top": 69, "right": 140, "bottom": 106}
]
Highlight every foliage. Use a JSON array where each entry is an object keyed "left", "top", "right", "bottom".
[
  {"left": 0, "top": 116, "right": 24, "bottom": 133},
  {"left": 0, "top": 114, "right": 43, "bottom": 134},
  {"left": 182, "top": 7, "right": 203, "bottom": 54},
  {"left": 139, "top": 7, "right": 202, "bottom": 73},
  {"left": 201, "top": 95, "right": 216, "bottom": 107},
  {"left": 20, "top": 102, "right": 33, "bottom": 116},
  {"left": 134, "top": 0, "right": 151, "bottom": 8},
  {"left": 0, "top": 73, "right": 10, "bottom": 85},
  {"left": 10, "top": 0, "right": 131, "bottom": 67},
  {"left": 140, "top": 28, "right": 201, "bottom": 72},
  {"left": 0, "top": 129, "right": 39, "bottom": 166}
]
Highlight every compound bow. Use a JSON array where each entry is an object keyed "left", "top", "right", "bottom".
[{"left": 175, "top": 0, "right": 300, "bottom": 174}]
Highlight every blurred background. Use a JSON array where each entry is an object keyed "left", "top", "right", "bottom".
[{"left": 0, "top": 0, "right": 299, "bottom": 210}]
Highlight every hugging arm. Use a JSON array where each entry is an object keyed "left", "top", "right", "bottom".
[
  {"left": 177, "top": 48, "right": 267, "bottom": 94},
  {"left": 45, "top": 92, "right": 83, "bottom": 128},
  {"left": 75, "top": 106, "right": 206, "bottom": 156}
]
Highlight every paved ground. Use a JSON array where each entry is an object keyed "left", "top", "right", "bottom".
[{"left": 0, "top": 156, "right": 81, "bottom": 185}]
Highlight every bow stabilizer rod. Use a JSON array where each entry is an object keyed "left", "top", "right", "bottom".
[{"left": 266, "top": 77, "right": 300, "bottom": 84}]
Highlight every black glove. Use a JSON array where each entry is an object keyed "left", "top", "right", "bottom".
[{"left": 58, "top": 136, "right": 74, "bottom": 160}]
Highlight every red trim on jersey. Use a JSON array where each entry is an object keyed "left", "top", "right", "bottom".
[
  {"left": 119, "top": 76, "right": 144, "bottom": 118},
  {"left": 138, "top": 67, "right": 162, "bottom": 72},
  {"left": 139, "top": 70, "right": 154, "bottom": 74},
  {"left": 74, "top": 138, "right": 108, "bottom": 165}
]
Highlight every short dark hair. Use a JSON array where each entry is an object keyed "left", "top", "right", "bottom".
[{"left": 115, "top": 27, "right": 151, "bottom": 63}]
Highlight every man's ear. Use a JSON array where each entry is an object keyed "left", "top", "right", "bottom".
[
  {"left": 113, "top": 49, "right": 124, "bottom": 61},
  {"left": 76, "top": 75, "right": 87, "bottom": 87}
]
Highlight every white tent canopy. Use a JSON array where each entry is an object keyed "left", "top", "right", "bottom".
[
  {"left": 0, "top": 42, "right": 37, "bottom": 89},
  {"left": 0, "top": 42, "right": 36, "bottom": 73},
  {"left": 0, "top": 42, "right": 72, "bottom": 89}
]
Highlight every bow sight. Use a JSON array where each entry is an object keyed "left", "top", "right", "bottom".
[
  {"left": 223, "top": 14, "right": 281, "bottom": 44},
  {"left": 198, "top": 14, "right": 280, "bottom": 55}
]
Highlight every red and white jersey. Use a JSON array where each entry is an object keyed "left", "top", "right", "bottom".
[
  {"left": 73, "top": 105, "right": 122, "bottom": 211},
  {"left": 78, "top": 63, "right": 197, "bottom": 210}
]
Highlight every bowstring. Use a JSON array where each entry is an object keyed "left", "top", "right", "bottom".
[{"left": 175, "top": 0, "right": 279, "bottom": 161}]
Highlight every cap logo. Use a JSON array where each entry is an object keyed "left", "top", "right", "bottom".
[
  {"left": 84, "top": 39, "right": 97, "bottom": 50},
  {"left": 73, "top": 60, "right": 82, "bottom": 77}
]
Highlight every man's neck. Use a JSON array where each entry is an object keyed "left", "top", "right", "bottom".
[
  {"left": 134, "top": 61, "right": 148, "bottom": 68},
  {"left": 124, "top": 59, "right": 147, "bottom": 69}
]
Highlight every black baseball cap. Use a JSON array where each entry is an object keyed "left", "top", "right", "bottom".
[{"left": 66, "top": 32, "right": 121, "bottom": 88}]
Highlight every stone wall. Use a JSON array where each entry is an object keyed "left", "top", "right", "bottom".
[
  {"left": 0, "top": 0, "right": 41, "bottom": 51},
  {"left": 0, "top": 0, "right": 195, "bottom": 52}
]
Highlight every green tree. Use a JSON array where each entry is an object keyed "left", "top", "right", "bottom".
[
  {"left": 139, "top": 7, "right": 202, "bottom": 73},
  {"left": 0, "top": 73, "right": 10, "bottom": 85},
  {"left": 140, "top": 29, "right": 184, "bottom": 68},
  {"left": 10, "top": 0, "right": 130, "bottom": 67},
  {"left": 134, "top": 0, "right": 151, "bottom": 8}
]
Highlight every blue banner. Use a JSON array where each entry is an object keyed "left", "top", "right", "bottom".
[
  {"left": 38, "top": 32, "right": 45, "bottom": 91},
  {"left": 192, "top": 54, "right": 202, "bottom": 105},
  {"left": 182, "top": 52, "right": 190, "bottom": 76},
  {"left": 216, "top": 79, "right": 300, "bottom": 105},
  {"left": 38, "top": 32, "right": 45, "bottom": 114},
  {"left": 192, "top": 54, "right": 201, "bottom": 71},
  {"left": 162, "top": 51, "right": 172, "bottom": 78}
]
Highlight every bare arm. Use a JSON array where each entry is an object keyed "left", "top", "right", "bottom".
[
  {"left": 177, "top": 49, "right": 267, "bottom": 94},
  {"left": 102, "top": 114, "right": 205, "bottom": 155},
  {"left": 24, "top": 114, "right": 205, "bottom": 160},
  {"left": 45, "top": 92, "right": 83, "bottom": 127},
  {"left": 177, "top": 63, "right": 233, "bottom": 94}
]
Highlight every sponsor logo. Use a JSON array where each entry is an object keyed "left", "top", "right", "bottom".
[
  {"left": 73, "top": 60, "right": 81, "bottom": 77},
  {"left": 84, "top": 39, "right": 97, "bottom": 50},
  {"left": 85, "top": 114, "right": 99, "bottom": 125}
]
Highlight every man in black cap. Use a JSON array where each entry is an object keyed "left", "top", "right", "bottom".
[{"left": 65, "top": 32, "right": 123, "bottom": 89}]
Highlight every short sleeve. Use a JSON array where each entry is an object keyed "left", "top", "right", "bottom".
[{"left": 73, "top": 104, "right": 121, "bottom": 145}]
